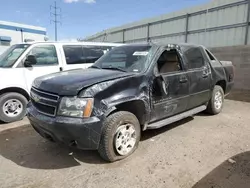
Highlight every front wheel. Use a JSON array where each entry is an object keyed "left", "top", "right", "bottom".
[
  {"left": 0, "top": 92, "right": 28, "bottom": 123},
  {"left": 206, "top": 85, "right": 224, "bottom": 115},
  {"left": 98, "top": 111, "right": 141, "bottom": 162}
]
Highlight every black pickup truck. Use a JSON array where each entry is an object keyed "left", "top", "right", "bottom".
[{"left": 27, "top": 43, "right": 234, "bottom": 162}]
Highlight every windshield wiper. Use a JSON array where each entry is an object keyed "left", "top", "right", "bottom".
[{"left": 102, "top": 67, "right": 127, "bottom": 72}]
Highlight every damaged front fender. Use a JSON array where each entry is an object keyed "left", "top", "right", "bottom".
[{"left": 79, "top": 75, "right": 152, "bottom": 125}]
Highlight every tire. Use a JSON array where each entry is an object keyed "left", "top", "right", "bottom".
[
  {"left": 0, "top": 92, "right": 28, "bottom": 123},
  {"left": 206, "top": 85, "right": 224, "bottom": 115},
  {"left": 98, "top": 111, "right": 141, "bottom": 162}
]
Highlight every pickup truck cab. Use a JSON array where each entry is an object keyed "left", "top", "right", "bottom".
[
  {"left": 0, "top": 41, "right": 122, "bottom": 122},
  {"left": 27, "top": 43, "right": 234, "bottom": 162}
]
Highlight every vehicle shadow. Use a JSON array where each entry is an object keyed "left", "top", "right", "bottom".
[
  {"left": 0, "top": 116, "right": 198, "bottom": 170},
  {"left": 0, "top": 124, "right": 106, "bottom": 170},
  {"left": 192, "top": 151, "right": 250, "bottom": 188},
  {"left": 195, "top": 111, "right": 212, "bottom": 117}
]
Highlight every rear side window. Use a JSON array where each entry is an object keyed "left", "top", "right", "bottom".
[
  {"left": 83, "top": 46, "right": 116, "bottom": 63},
  {"left": 83, "top": 46, "right": 104, "bottom": 63},
  {"left": 63, "top": 45, "right": 84, "bottom": 65},
  {"left": 63, "top": 45, "right": 114, "bottom": 65},
  {"left": 185, "top": 47, "right": 205, "bottom": 69}
]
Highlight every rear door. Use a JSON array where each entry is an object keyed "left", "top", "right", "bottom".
[
  {"left": 150, "top": 48, "right": 189, "bottom": 122},
  {"left": 184, "top": 47, "right": 212, "bottom": 110}
]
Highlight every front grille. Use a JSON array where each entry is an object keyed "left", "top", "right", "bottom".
[
  {"left": 30, "top": 87, "right": 59, "bottom": 116},
  {"left": 31, "top": 99, "right": 56, "bottom": 115},
  {"left": 31, "top": 87, "right": 59, "bottom": 101}
]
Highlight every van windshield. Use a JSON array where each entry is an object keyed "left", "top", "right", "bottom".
[
  {"left": 0, "top": 44, "right": 30, "bottom": 68},
  {"left": 92, "top": 45, "right": 153, "bottom": 73}
]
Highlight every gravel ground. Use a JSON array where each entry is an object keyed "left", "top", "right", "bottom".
[{"left": 0, "top": 100, "right": 250, "bottom": 188}]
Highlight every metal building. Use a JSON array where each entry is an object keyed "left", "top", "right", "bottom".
[
  {"left": 84, "top": 0, "right": 250, "bottom": 47},
  {"left": 0, "top": 20, "right": 47, "bottom": 53}
]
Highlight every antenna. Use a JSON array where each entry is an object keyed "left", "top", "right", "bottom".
[{"left": 50, "top": 1, "right": 62, "bottom": 41}]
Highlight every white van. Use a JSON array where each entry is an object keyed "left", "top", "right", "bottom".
[{"left": 0, "top": 41, "right": 122, "bottom": 123}]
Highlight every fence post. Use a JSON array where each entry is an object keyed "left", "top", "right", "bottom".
[
  {"left": 185, "top": 14, "right": 189, "bottom": 43},
  {"left": 147, "top": 23, "right": 150, "bottom": 42},
  {"left": 244, "top": 0, "right": 250, "bottom": 45}
]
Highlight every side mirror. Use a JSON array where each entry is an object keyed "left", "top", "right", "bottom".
[{"left": 24, "top": 55, "right": 37, "bottom": 67}]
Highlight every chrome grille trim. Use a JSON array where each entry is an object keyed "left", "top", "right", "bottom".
[
  {"left": 30, "top": 87, "right": 59, "bottom": 117},
  {"left": 31, "top": 87, "right": 59, "bottom": 101}
]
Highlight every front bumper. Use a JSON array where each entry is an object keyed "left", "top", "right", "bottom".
[{"left": 27, "top": 102, "right": 103, "bottom": 150}]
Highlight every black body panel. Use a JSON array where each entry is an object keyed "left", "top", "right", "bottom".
[
  {"left": 151, "top": 71, "right": 189, "bottom": 122},
  {"left": 186, "top": 67, "right": 211, "bottom": 109},
  {"left": 27, "top": 102, "right": 103, "bottom": 150},
  {"left": 32, "top": 68, "right": 135, "bottom": 96}
]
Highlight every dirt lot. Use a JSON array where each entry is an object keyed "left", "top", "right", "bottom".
[{"left": 0, "top": 100, "right": 250, "bottom": 188}]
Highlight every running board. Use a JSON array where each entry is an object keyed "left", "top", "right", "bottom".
[{"left": 146, "top": 105, "right": 207, "bottom": 130}]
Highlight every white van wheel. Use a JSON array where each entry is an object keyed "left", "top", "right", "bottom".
[{"left": 0, "top": 92, "right": 28, "bottom": 123}]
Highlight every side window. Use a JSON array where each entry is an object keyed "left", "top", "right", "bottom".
[
  {"left": 83, "top": 46, "right": 104, "bottom": 63},
  {"left": 63, "top": 45, "right": 112, "bottom": 65},
  {"left": 157, "top": 49, "right": 182, "bottom": 74},
  {"left": 185, "top": 47, "right": 205, "bottom": 69},
  {"left": 28, "top": 45, "right": 58, "bottom": 65},
  {"left": 63, "top": 45, "right": 84, "bottom": 65}
]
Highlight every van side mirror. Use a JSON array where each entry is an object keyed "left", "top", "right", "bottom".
[{"left": 24, "top": 55, "right": 37, "bottom": 67}]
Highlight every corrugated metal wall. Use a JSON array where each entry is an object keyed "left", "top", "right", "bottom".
[{"left": 84, "top": 0, "right": 250, "bottom": 48}]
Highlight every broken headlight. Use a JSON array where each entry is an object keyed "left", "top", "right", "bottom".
[{"left": 58, "top": 97, "right": 94, "bottom": 118}]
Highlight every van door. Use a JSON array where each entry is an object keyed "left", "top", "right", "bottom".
[{"left": 22, "top": 44, "right": 61, "bottom": 91}]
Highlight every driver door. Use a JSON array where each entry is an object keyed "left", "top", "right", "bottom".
[
  {"left": 22, "top": 44, "right": 62, "bottom": 92},
  {"left": 150, "top": 48, "right": 189, "bottom": 122}
]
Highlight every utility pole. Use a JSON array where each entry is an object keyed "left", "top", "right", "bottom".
[
  {"left": 16, "top": 28, "right": 24, "bottom": 42},
  {"left": 50, "top": 1, "right": 61, "bottom": 41}
]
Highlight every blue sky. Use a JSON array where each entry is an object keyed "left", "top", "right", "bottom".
[{"left": 1, "top": 0, "right": 209, "bottom": 40}]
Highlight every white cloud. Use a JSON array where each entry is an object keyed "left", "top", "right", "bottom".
[{"left": 64, "top": 0, "right": 96, "bottom": 4}]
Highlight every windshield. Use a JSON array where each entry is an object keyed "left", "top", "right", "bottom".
[
  {"left": 0, "top": 44, "right": 30, "bottom": 68},
  {"left": 92, "top": 45, "right": 153, "bottom": 73}
]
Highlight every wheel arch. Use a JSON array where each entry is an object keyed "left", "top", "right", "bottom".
[
  {"left": 0, "top": 87, "right": 30, "bottom": 100},
  {"left": 215, "top": 80, "right": 226, "bottom": 94},
  {"left": 106, "top": 99, "right": 148, "bottom": 127}
]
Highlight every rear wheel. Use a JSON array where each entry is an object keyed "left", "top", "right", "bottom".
[
  {"left": 206, "top": 85, "right": 224, "bottom": 115},
  {"left": 0, "top": 92, "right": 28, "bottom": 123},
  {"left": 98, "top": 111, "right": 141, "bottom": 162}
]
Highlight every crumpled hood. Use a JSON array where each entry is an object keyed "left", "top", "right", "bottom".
[{"left": 33, "top": 68, "right": 134, "bottom": 96}]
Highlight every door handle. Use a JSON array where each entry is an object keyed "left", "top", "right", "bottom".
[
  {"left": 59, "top": 67, "right": 63, "bottom": 71},
  {"left": 179, "top": 77, "right": 188, "bottom": 83}
]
